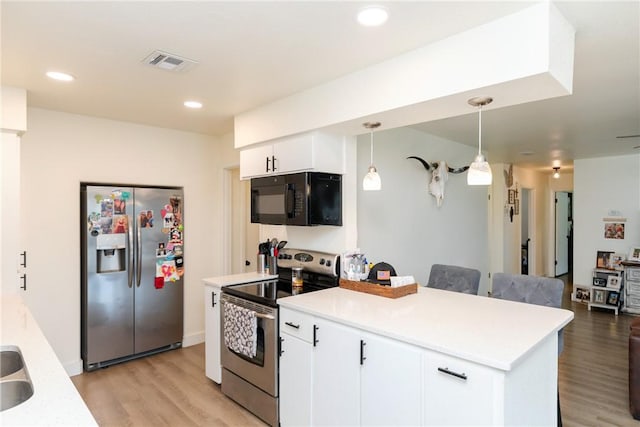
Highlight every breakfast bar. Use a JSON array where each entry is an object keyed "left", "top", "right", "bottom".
[{"left": 278, "top": 286, "right": 574, "bottom": 426}]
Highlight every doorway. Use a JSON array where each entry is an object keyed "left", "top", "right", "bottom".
[
  {"left": 227, "top": 168, "right": 259, "bottom": 274},
  {"left": 555, "top": 191, "right": 573, "bottom": 277},
  {"left": 521, "top": 188, "right": 531, "bottom": 274}
]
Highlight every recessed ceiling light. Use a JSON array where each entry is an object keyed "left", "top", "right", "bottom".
[
  {"left": 519, "top": 151, "right": 535, "bottom": 156},
  {"left": 357, "top": 6, "right": 388, "bottom": 26},
  {"left": 46, "top": 71, "right": 74, "bottom": 82},
  {"left": 184, "top": 101, "right": 203, "bottom": 109}
]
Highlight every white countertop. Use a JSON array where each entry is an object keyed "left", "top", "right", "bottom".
[
  {"left": 0, "top": 295, "right": 98, "bottom": 426},
  {"left": 278, "top": 286, "right": 574, "bottom": 371},
  {"left": 202, "top": 271, "right": 278, "bottom": 287}
]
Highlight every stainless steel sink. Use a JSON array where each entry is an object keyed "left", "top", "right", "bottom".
[
  {"left": 1, "top": 350, "right": 24, "bottom": 378},
  {"left": 0, "top": 347, "right": 34, "bottom": 411},
  {"left": 0, "top": 380, "right": 34, "bottom": 411}
]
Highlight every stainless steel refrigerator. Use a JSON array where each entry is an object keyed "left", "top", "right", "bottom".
[{"left": 81, "top": 184, "right": 184, "bottom": 371}]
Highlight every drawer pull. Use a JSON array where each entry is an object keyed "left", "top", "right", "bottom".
[
  {"left": 437, "top": 367, "right": 467, "bottom": 381},
  {"left": 313, "top": 325, "right": 319, "bottom": 347},
  {"left": 285, "top": 321, "right": 300, "bottom": 329}
]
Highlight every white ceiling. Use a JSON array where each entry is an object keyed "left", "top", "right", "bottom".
[{"left": 2, "top": 1, "right": 638, "bottom": 173}]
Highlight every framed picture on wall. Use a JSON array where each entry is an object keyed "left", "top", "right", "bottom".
[
  {"left": 508, "top": 189, "right": 515, "bottom": 204},
  {"left": 514, "top": 199, "right": 520, "bottom": 215}
]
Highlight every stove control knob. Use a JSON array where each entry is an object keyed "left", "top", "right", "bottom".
[
  {"left": 287, "top": 254, "right": 293, "bottom": 260},
  {"left": 325, "top": 260, "right": 332, "bottom": 267},
  {"left": 319, "top": 258, "right": 325, "bottom": 265}
]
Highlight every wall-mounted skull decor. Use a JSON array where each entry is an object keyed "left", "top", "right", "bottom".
[{"left": 407, "top": 156, "right": 469, "bottom": 207}]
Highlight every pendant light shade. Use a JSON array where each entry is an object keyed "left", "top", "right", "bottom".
[
  {"left": 363, "top": 121, "right": 382, "bottom": 191},
  {"left": 467, "top": 96, "right": 493, "bottom": 186}
]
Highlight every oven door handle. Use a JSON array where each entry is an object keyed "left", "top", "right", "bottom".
[
  {"left": 255, "top": 312, "right": 275, "bottom": 320},
  {"left": 221, "top": 300, "right": 276, "bottom": 320}
]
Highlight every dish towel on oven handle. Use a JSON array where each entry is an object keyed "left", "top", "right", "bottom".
[{"left": 223, "top": 301, "right": 258, "bottom": 358}]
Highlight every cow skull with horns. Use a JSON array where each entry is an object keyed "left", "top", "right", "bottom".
[{"left": 407, "top": 157, "right": 469, "bottom": 207}]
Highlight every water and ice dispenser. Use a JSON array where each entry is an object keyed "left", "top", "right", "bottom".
[{"left": 96, "top": 234, "right": 126, "bottom": 273}]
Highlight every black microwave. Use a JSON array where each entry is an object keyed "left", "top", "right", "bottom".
[{"left": 250, "top": 172, "right": 342, "bottom": 226}]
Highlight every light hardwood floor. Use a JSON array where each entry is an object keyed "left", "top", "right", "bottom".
[{"left": 72, "top": 276, "right": 640, "bottom": 426}]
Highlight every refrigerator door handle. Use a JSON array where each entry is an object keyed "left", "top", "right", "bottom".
[
  {"left": 127, "top": 214, "right": 134, "bottom": 288},
  {"left": 136, "top": 213, "right": 142, "bottom": 287}
]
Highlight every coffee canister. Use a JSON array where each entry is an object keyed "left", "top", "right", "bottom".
[{"left": 257, "top": 254, "right": 266, "bottom": 274}]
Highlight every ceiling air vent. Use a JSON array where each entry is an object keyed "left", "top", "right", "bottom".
[{"left": 142, "top": 50, "right": 198, "bottom": 72}]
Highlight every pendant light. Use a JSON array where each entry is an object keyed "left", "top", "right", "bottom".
[
  {"left": 362, "top": 121, "right": 382, "bottom": 191},
  {"left": 553, "top": 167, "right": 560, "bottom": 179},
  {"left": 467, "top": 96, "right": 493, "bottom": 186}
]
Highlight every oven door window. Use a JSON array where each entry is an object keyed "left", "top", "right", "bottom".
[{"left": 228, "top": 322, "right": 265, "bottom": 367}]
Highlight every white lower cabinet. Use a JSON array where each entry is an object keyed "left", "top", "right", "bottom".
[
  {"left": 279, "top": 333, "right": 312, "bottom": 426},
  {"left": 360, "top": 333, "right": 422, "bottom": 426},
  {"left": 204, "top": 284, "right": 222, "bottom": 383},
  {"left": 311, "top": 318, "right": 361, "bottom": 426},
  {"left": 423, "top": 350, "right": 496, "bottom": 425},
  {"left": 279, "top": 309, "right": 421, "bottom": 426}
]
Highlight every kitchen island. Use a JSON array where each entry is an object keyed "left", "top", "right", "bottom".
[
  {"left": 0, "top": 295, "right": 97, "bottom": 426},
  {"left": 278, "top": 286, "right": 573, "bottom": 426}
]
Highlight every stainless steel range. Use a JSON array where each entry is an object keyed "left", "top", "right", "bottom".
[{"left": 220, "top": 248, "right": 340, "bottom": 426}]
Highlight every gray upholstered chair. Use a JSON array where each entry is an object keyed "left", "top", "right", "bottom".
[
  {"left": 491, "top": 272, "right": 565, "bottom": 352},
  {"left": 491, "top": 272, "right": 565, "bottom": 426},
  {"left": 427, "top": 264, "right": 481, "bottom": 295}
]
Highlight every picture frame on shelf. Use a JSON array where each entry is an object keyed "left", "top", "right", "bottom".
[
  {"left": 596, "top": 250, "right": 614, "bottom": 269},
  {"left": 575, "top": 287, "right": 590, "bottom": 302},
  {"left": 609, "top": 253, "right": 626, "bottom": 270},
  {"left": 593, "top": 277, "right": 607, "bottom": 287},
  {"left": 629, "top": 247, "right": 640, "bottom": 262},
  {"left": 606, "top": 275, "right": 621, "bottom": 289},
  {"left": 607, "top": 291, "right": 620, "bottom": 306},
  {"left": 594, "top": 289, "right": 606, "bottom": 304}
]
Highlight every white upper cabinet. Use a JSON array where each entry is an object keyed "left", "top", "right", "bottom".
[{"left": 239, "top": 131, "right": 344, "bottom": 180}]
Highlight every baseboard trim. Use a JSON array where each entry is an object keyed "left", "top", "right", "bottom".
[
  {"left": 183, "top": 331, "right": 204, "bottom": 347},
  {"left": 66, "top": 359, "right": 84, "bottom": 377}
]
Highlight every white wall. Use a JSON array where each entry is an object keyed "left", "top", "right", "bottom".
[
  {"left": 574, "top": 154, "right": 640, "bottom": 288},
  {"left": 20, "top": 108, "right": 222, "bottom": 374},
  {"left": 1, "top": 86, "right": 27, "bottom": 296},
  {"left": 356, "top": 127, "right": 490, "bottom": 295}
]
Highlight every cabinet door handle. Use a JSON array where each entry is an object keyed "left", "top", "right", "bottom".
[
  {"left": 266, "top": 156, "right": 271, "bottom": 172},
  {"left": 20, "top": 274, "right": 27, "bottom": 291},
  {"left": 279, "top": 336, "right": 284, "bottom": 356},
  {"left": 272, "top": 155, "right": 277, "bottom": 172},
  {"left": 285, "top": 321, "right": 300, "bottom": 329},
  {"left": 360, "top": 340, "right": 367, "bottom": 365},
  {"left": 20, "top": 251, "right": 27, "bottom": 268},
  {"left": 211, "top": 291, "right": 217, "bottom": 307},
  {"left": 437, "top": 367, "right": 467, "bottom": 381},
  {"left": 313, "top": 325, "right": 319, "bottom": 347}
]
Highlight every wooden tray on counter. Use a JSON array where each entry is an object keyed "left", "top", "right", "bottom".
[{"left": 339, "top": 278, "right": 418, "bottom": 299}]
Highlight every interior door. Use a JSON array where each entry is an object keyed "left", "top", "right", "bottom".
[{"left": 555, "top": 191, "right": 570, "bottom": 276}]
